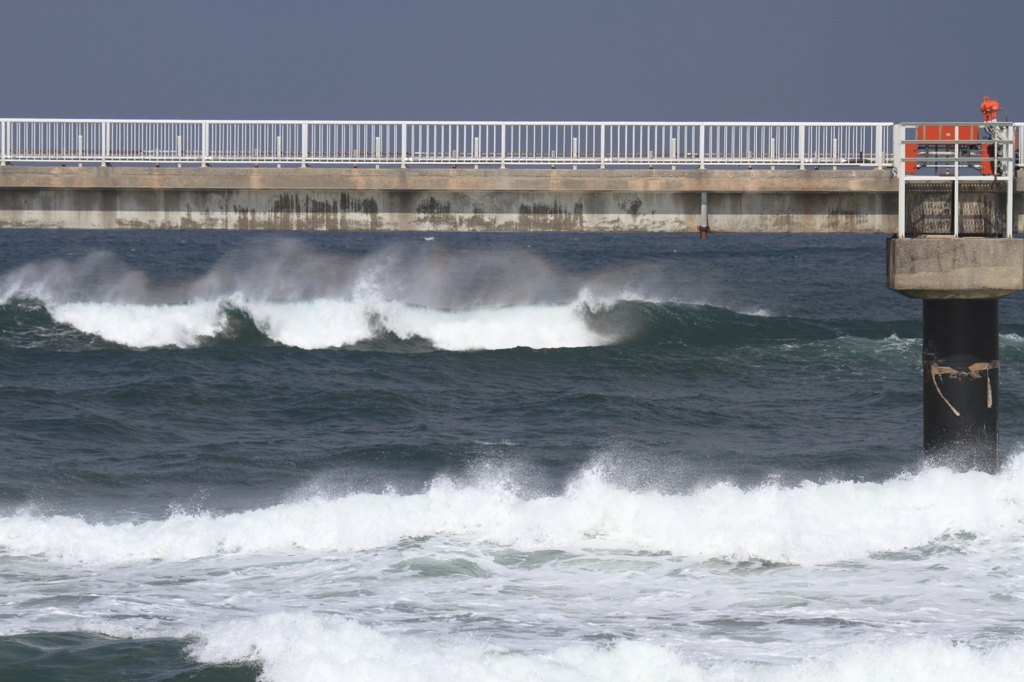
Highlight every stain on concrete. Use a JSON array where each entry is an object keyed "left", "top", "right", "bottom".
[
  {"left": 270, "top": 193, "right": 299, "bottom": 229},
  {"left": 231, "top": 204, "right": 254, "bottom": 230},
  {"left": 362, "top": 197, "right": 381, "bottom": 230},
  {"left": 415, "top": 196, "right": 457, "bottom": 229},
  {"left": 182, "top": 202, "right": 202, "bottom": 230},
  {"left": 304, "top": 197, "right": 340, "bottom": 231},
  {"left": 465, "top": 205, "right": 493, "bottom": 230},
  {"left": 261, "top": 192, "right": 380, "bottom": 230},
  {"left": 517, "top": 200, "right": 584, "bottom": 231},
  {"left": 619, "top": 195, "right": 643, "bottom": 218},
  {"left": 0, "top": 182, "right": 905, "bottom": 233}
]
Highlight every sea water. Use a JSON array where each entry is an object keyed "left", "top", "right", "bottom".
[{"left": 1, "top": 230, "right": 1023, "bottom": 681}]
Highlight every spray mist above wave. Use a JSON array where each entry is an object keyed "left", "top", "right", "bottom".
[
  {"left": 0, "top": 239, "right": 759, "bottom": 350},
  {"left": 0, "top": 240, "right": 670, "bottom": 309},
  {"left": 4, "top": 457, "right": 1024, "bottom": 565}
]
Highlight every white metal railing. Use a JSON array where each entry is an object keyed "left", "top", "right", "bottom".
[
  {"left": 0, "top": 119, "right": 900, "bottom": 169},
  {"left": 896, "top": 122, "right": 1016, "bottom": 238}
]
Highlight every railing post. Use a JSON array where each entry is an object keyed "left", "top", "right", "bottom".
[
  {"left": 401, "top": 123, "right": 407, "bottom": 168},
  {"left": 0, "top": 119, "right": 6, "bottom": 165},
  {"left": 1008, "top": 129, "right": 1015, "bottom": 237},
  {"left": 799, "top": 124, "right": 806, "bottom": 169},
  {"left": 102, "top": 121, "right": 110, "bottom": 166},
  {"left": 875, "top": 124, "right": 884, "bottom": 169},
  {"left": 301, "top": 123, "right": 308, "bottom": 167},
  {"left": 600, "top": 124, "right": 605, "bottom": 169},
  {"left": 895, "top": 124, "right": 905, "bottom": 238},
  {"left": 1011, "top": 124, "right": 1019, "bottom": 173},
  {"left": 953, "top": 141, "right": 960, "bottom": 237},
  {"left": 202, "top": 122, "right": 209, "bottom": 166},
  {"left": 501, "top": 123, "right": 506, "bottom": 168},
  {"left": 699, "top": 124, "right": 705, "bottom": 169}
]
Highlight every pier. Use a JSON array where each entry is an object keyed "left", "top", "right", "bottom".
[
  {"left": 0, "top": 167, "right": 901, "bottom": 233},
  {"left": 1, "top": 117, "right": 1022, "bottom": 471}
]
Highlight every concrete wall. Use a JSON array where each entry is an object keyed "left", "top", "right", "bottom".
[
  {"left": 887, "top": 236, "right": 1024, "bottom": 299},
  {"left": 0, "top": 166, "right": 916, "bottom": 233}
]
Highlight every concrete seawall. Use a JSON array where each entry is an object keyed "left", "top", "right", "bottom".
[{"left": 0, "top": 166, "right": 963, "bottom": 233}]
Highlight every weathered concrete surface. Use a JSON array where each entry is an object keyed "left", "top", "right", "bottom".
[
  {"left": 0, "top": 166, "right": 901, "bottom": 232},
  {"left": 0, "top": 167, "right": 899, "bottom": 192},
  {"left": 887, "top": 236, "right": 1024, "bottom": 299}
]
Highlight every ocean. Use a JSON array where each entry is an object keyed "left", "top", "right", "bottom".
[{"left": 1, "top": 229, "right": 1023, "bottom": 681}]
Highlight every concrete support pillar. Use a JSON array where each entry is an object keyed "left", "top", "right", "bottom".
[
  {"left": 922, "top": 299, "right": 999, "bottom": 471},
  {"left": 888, "top": 236, "right": 1024, "bottom": 472}
]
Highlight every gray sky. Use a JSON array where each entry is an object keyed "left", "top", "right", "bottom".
[{"left": 2, "top": 0, "right": 1021, "bottom": 123}]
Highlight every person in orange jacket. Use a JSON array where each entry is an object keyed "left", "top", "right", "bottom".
[{"left": 981, "top": 96, "right": 1000, "bottom": 122}]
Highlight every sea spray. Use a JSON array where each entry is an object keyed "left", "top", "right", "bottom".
[
  {"left": 0, "top": 240, "right": 753, "bottom": 350},
  {"left": 4, "top": 459, "right": 1024, "bottom": 565}
]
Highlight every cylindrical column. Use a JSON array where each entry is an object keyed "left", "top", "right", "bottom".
[{"left": 922, "top": 299, "right": 999, "bottom": 472}]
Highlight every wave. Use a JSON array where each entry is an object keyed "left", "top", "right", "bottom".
[
  {"left": 0, "top": 295, "right": 616, "bottom": 351},
  {"left": 0, "top": 243, "right": 672, "bottom": 350},
  {"left": 0, "top": 294, "right": 796, "bottom": 352},
  {"left": 187, "top": 612, "right": 1024, "bottom": 682},
  {"left": 1, "top": 240, "right": 925, "bottom": 352},
  {"left": 4, "top": 457, "right": 1024, "bottom": 566},
  {"left": 0, "top": 293, "right": 916, "bottom": 353}
]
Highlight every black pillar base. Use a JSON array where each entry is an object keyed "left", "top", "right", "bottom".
[{"left": 922, "top": 299, "right": 999, "bottom": 473}]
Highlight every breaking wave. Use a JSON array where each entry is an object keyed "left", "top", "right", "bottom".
[
  {"left": 38, "top": 295, "right": 615, "bottom": 351},
  {"left": 0, "top": 241, "right": 930, "bottom": 352},
  {"left": 0, "top": 242, "right": 684, "bottom": 350},
  {"left": 186, "top": 612, "right": 1024, "bottom": 682},
  {"left": 4, "top": 456, "right": 1024, "bottom": 566}
]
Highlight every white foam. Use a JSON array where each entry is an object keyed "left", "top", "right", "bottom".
[
  {"left": 3, "top": 243, "right": 772, "bottom": 350},
  {"left": 189, "top": 612, "right": 1024, "bottom": 682},
  {"left": 244, "top": 294, "right": 612, "bottom": 350},
  {"left": 1, "top": 244, "right": 794, "bottom": 350},
  {"left": 245, "top": 299, "right": 374, "bottom": 349},
  {"left": 4, "top": 458, "right": 1024, "bottom": 566},
  {"left": 378, "top": 300, "right": 609, "bottom": 350},
  {"left": 0, "top": 244, "right": 674, "bottom": 350},
  {"left": 34, "top": 295, "right": 615, "bottom": 350},
  {"left": 49, "top": 301, "right": 226, "bottom": 348}
]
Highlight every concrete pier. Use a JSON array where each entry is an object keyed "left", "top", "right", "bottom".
[
  {"left": 888, "top": 237, "right": 1024, "bottom": 472},
  {"left": 0, "top": 167, "right": 900, "bottom": 232},
  {"left": 886, "top": 236, "right": 1024, "bottom": 298},
  {"left": 4, "top": 161, "right": 1024, "bottom": 473},
  {"left": 921, "top": 299, "right": 1000, "bottom": 471}
]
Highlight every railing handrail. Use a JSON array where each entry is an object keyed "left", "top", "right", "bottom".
[
  {"left": 0, "top": 118, "right": 895, "bottom": 126},
  {"left": 0, "top": 119, "right": 907, "bottom": 170},
  {"left": 900, "top": 120, "right": 1014, "bottom": 126}
]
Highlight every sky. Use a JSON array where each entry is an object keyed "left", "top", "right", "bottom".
[{"left": 1, "top": 0, "right": 1022, "bottom": 124}]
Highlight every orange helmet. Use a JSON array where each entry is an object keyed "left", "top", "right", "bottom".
[{"left": 981, "top": 96, "right": 1000, "bottom": 122}]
